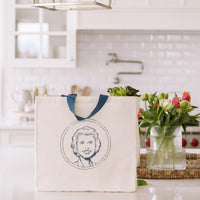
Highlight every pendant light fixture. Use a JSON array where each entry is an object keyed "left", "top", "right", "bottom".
[{"left": 32, "top": 0, "right": 112, "bottom": 11}]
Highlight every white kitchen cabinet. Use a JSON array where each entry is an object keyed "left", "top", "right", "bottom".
[
  {"left": 0, "top": 128, "right": 34, "bottom": 148},
  {"left": 6, "top": 0, "right": 77, "bottom": 68},
  {"left": 77, "top": 0, "right": 200, "bottom": 30}
]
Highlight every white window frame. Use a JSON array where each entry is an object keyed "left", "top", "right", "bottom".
[{"left": 6, "top": 0, "right": 77, "bottom": 68}]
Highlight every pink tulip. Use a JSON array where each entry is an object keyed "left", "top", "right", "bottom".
[
  {"left": 137, "top": 108, "right": 144, "bottom": 118},
  {"left": 182, "top": 91, "right": 191, "bottom": 102},
  {"left": 172, "top": 97, "right": 181, "bottom": 108}
]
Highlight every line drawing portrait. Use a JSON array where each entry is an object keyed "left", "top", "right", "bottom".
[{"left": 71, "top": 126, "right": 101, "bottom": 168}]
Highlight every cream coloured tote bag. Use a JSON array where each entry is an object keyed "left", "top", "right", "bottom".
[{"left": 35, "top": 94, "right": 140, "bottom": 192}]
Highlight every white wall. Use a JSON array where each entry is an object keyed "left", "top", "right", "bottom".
[
  {"left": 3, "top": 30, "right": 200, "bottom": 117},
  {"left": 0, "top": 0, "right": 4, "bottom": 119}
]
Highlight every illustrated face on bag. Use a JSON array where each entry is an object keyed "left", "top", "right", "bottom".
[
  {"left": 60, "top": 119, "right": 111, "bottom": 170},
  {"left": 77, "top": 135, "right": 95, "bottom": 158},
  {"left": 71, "top": 126, "right": 101, "bottom": 167}
]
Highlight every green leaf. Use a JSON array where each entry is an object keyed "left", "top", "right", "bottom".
[
  {"left": 107, "top": 86, "right": 140, "bottom": 96},
  {"left": 139, "top": 127, "right": 142, "bottom": 135},
  {"left": 125, "top": 86, "right": 140, "bottom": 96},
  {"left": 139, "top": 120, "right": 151, "bottom": 128},
  {"left": 182, "top": 123, "right": 187, "bottom": 132},
  {"left": 137, "top": 179, "right": 148, "bottom": 186},
  {"left": 146, "top": 124, "right": 152, "bottom": 138},
  {"left": 107, "top": 87, "right": 126, "bottom": 96},
  {"left": 148, "top": 92, "right": 157, "bottom": 104},
  {"left": 164, "top": 114, "right": 170, "bottom": 126},
  {"left": 192, "top": 106, "right": 198, "bottom": 109}
]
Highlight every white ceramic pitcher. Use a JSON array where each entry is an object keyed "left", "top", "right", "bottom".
[{"left": 12, "top": 90, "right": 32, "bottom": 111}]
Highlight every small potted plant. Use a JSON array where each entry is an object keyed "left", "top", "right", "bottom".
[{"left": 138, "top": 91, "right": 200, "bottom": 170}]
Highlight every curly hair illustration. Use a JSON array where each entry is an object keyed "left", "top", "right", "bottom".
[{"left": 71, "top": 126, "right": 101, "bottom": 167}]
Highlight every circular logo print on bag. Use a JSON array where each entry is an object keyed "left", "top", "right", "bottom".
[{"left": 60, "top": 119, "right": 111, "bottom": 170}]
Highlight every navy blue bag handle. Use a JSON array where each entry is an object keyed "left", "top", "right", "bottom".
[{"left": 61, "top": 94, "right": 108, "bottom": 121}]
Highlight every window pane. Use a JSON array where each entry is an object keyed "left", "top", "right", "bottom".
[
  {"left": 16, "top": 35, "right": 40, "bottom": 58},
  {"left": 43, "top": 9, "right": 66, "bottom": 32},
  {"left": 16, "top": 0, "right": 32, "bottom": 4},
  {"left": 16, "top": 9, "right": 39, "bottom": 32},
  {"left": 42, "top": 36, "right": 66, "bottom": 59}
]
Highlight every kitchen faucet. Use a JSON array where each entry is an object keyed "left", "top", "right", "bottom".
[
  {"left": 106, "top": 53, "right": 144, "bottom": 70},
  {"left": 106, "top": 53, "right": 144, "bottom": 84},
  {"left": 106, "top": 53, "right": 118, "bottom": 65}
]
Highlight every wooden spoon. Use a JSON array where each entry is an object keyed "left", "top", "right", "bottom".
[
  {"left": 83, "top": 86, "right": 90, "bottom": 96},
  {"left": 71, "top": 85, "right": 79, "bottom": 95}
]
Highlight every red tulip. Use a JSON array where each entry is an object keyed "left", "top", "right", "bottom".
[
  {"left": 182, "top": 91, "right": 191, "bottom": 102},
  {"left": 154, "top": 104, "right": 158, "bottom": 109},
  {"left": 146, "top": 139, "right": 150, "bottom": 147},
  {"left": 137, "top": 108, "right": 144, "bottom": 118},
  {"left": 172, "top": 97, "right": 181, "bottom": 108}
]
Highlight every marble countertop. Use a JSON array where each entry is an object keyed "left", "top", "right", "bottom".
[
  {"left": 0, "top": 147, "right": 200, "bottom": 200},
  {"left": 34, "top": 180, "right": 200, "bottom": 200},
  {"left": 2, "top": 171, "right": 200, "bottom": 200}
]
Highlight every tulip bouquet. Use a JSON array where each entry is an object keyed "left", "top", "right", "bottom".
[
  {"left": 138, "top": 91, "right": 200, "bottom": 170},
  {"left": 138, "top": 91, "right": 199, "bottom": 136}
]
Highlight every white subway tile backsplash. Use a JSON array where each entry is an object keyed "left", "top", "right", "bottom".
[
  {"left": 175, "top": 43, "right": 189, "bottom": 50},
  {"left": 190, "top": 43, "right": 200, "bottom": 51},
  {"left": 153, "top": 35, "right": 166, "bottom": 41},
  {"left": 182, "top": 35, "right": 191, "bottom": 42},
  {"left": 142, "top": 42, "right": 158, "bottom": 50},
  {"left": 4, "top": 31, "right": 200, "bottom": 116},
  {"left": 189, "top": 35, "right": 200, "bottom": 42},
  {"left": 167, "top": 34, "right": 182, "bottom": 41},
  {"left": 153, "top": 51, "right": 166, "bottom": 58},
  {"left": 124, "top": 42, "right": 142, "bottom": 50},
  {"left": 158, "top": 59, "right": 174, "bottom": 66},
  {"left": 158, "top": 43, "right": 174, "bottom": 50},
  {"left": 166, "top": 51, "right": 182, "bottom": 58},
  {"left": 182, "top": 51, "right": 191, "bottom": 58}
]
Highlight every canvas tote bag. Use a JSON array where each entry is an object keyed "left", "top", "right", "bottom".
[{"left": 35, "top": 94, "right": 140, "bottom": 192}]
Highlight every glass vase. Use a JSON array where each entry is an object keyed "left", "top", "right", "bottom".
[{"left": 147, "top": 126, "right": 186, "bottom": 170}]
